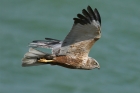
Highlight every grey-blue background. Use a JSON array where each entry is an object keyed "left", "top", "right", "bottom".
[{"left": 0, "top": 0, "right": 139, "bottom": 93}]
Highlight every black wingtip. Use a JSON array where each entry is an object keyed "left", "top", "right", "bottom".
[
  {"left": 73, "top": 6, "right": 101, "bottom": 25},
  {"left": 87, "top": 5, "right": 92, "bottom": 9},
  {"left": 73, "top": 18, "right": 86, "bottom": 25},
  {"left": 94, "top": 8, "right": 101, "bottom": 25}
]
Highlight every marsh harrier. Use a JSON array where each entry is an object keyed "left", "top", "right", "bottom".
[{"left": 22, "top": 6, "right": 101, "bottom": 70}]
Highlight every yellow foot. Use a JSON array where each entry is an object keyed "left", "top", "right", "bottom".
[{"left": 37, "top": 58, "right": 53, "bottom": 63}]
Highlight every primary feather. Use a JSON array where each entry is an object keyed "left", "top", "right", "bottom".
[{"left": 22, "top": 6, "right": 101, "bottom": 70}]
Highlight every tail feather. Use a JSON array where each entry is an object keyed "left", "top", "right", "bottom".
[
  {"left": 22, "top": 48, "right": 50, "bottom": 67},
  {"left": 22, "top": 58, "right": 37, "bottom": 65},
  {"left": 28, "top": 48, "right": 46, "bottom": 56},
  {"left": 24, "top": 52, "right": 39, "bottom": 58}
]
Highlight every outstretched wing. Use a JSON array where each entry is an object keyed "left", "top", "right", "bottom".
[
  {"left": 29, "top": 38, "right": 62, "bottom": 55},
  {"left": 59, "top": 6, "right": 101, "bottom": 57}
]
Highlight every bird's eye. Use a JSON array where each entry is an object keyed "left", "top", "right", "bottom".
[{"left": 94, "top": 62, "right": 97, "bottom": 65}]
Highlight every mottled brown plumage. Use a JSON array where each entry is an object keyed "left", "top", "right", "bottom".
[{"left": 22, "top": 6, "right": 101, "bottom": 70}]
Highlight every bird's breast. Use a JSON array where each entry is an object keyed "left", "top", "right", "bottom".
[{"left": 53, "top": 56, "right": 84, "bottom": 68}]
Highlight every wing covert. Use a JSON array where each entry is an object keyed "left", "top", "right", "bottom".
[{"left": 59, "top": 6, "right": 101, "bottom": 57}]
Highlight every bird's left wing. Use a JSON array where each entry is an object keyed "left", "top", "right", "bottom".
[
  {"left": 59, "top": 6, "right": 101, "bottom": 57},
  {"left": 29, "top": 38, "right": 62, "bottom": 55}
]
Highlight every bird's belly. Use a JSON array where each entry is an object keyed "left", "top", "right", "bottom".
[{"left": 53, "top": 56, "right": 84, "bottom": 68}]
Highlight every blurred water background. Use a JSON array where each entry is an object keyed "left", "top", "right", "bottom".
[{"left": 0, "top": 0, "right": 140, "bottom": 93}]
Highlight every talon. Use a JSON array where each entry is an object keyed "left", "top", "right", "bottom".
[{"left": 38, "top": 58, "right": 53, "bottom": 63}]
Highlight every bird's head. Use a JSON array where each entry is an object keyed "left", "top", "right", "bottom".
[{"left": 87, "top": 57, "right": 100, "bottom": 69}]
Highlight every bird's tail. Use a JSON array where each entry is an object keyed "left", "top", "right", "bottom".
[{"left": 22, "top": 48, "right": 53, "bottom": 67}]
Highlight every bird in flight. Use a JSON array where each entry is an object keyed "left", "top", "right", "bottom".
[{"left": 22, "top": 6, "right": 101, "bottom": 70}]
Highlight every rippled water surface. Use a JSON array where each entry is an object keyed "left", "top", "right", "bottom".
[{"left": 0, "top": 0, "right": 140, "bottom": 93}]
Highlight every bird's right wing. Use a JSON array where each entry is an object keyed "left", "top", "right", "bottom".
[{"left": 58, "top": 6, "right": 101, "bottom": 57}]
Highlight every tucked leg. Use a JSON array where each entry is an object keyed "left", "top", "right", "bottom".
[{"left": 37, "top": 58, "right": 53, "bottom": 63}]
